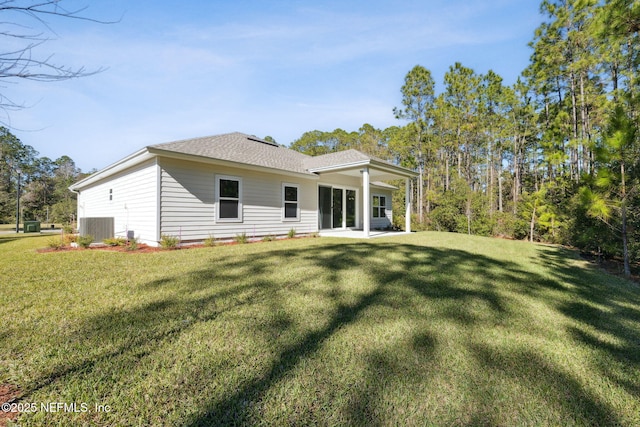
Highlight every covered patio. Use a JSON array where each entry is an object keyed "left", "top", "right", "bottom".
[{"left": 306, "top": 150, "right": 418, "bottom": 238}]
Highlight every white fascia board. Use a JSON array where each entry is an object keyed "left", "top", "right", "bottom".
[
  {"left": 69, "top": 148, "right": 154, "bottom": 192},
  {"left": 307, "top": 160, "right": 371, "bottom": 174},
  {"left": 371, "top": 181, "right": 399, "bottom": 190},
  {"left": 309, "top": 159, "right": 417, "bottom": 179},
  {"left": 368, "top": 159, "right": 418, "bottom": 178},
  {"left": 147, "top": 148, "right": 319, "bottom": 180}
]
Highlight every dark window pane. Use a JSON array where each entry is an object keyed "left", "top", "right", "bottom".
[
  {"left": 380, "top": 196, "right": 386, "bottom": 207},
  {"left": 346, "top": 190, "right": 356, "bottom": 227},
  {"left": 284, "top": 202, "right": 297, "bottom": 218},
  {"left": 373, "top": 207, "right": 379, "bottom": 218},
  {"left": 219, "top": 199, "right": 238, "bottom": 218},
  {"left": 220, "top": 179, "right": 239, "bottom": 198},
  {"left": 380, "top": 207, "right": 386, "bottom": 218},
  {"left": 284, "top": 186, "right": 298, "bottom": 201}
]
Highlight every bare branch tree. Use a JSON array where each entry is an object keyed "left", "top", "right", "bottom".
[{"left": 0, "top": 0, "right": 117, "bottom": 120}]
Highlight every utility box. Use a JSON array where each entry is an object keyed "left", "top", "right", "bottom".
[{"left": 24, "top": 221, "right": 41, "bottom": 233}]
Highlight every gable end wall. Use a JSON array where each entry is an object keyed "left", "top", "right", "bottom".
[{"left": 76, "top": 159, "right": 159, "bottom": 245}]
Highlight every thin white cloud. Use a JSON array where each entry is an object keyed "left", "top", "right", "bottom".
[
  {"left": 160, "top": 3, "right": 518, "bottom": 68},
  {"left": 2, "top": 0, "right": 541, "bottom": 171}
]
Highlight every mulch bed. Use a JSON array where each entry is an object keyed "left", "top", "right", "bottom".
[
  {"left": 37, "top": 243, "right": 163, "bottom": 254},
  {"left": 36, "top": 240, "right": 297, "bottom": 254},
  {"left": 0, "top": 384, "right": 20, "bottom": 427},
  {"left": 36, "top": 236, "right": 311, "bottom": 254}
]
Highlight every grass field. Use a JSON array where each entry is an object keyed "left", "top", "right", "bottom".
[{"left": 1, "top": 232, "right": 639, "bottom": 426}]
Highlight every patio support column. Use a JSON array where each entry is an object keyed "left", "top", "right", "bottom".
[
  {"left": 362, "top": 167, "right": 370, "bottom": 238},
  {"left": 405, "top": 178, "right": 411, "bottom": 233}
]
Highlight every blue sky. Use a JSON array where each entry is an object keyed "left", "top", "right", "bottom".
[{"left": 3, "top": 0, "right": 542, "bottom": 172}]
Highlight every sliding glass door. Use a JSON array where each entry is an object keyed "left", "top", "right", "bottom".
[
  {"left": 332, "top": 188, "right": 343, "bottom": 228},
  {"left": 319, "top": 186, "right": 332, "bottom": 229},
  {"left": 319, "top": 186, "right": 357, "bottom": 229},
  {"left": 346, "top": 189, "right": 356, "bottom": 227}
]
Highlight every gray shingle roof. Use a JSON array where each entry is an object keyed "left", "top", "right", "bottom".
[
  {"left": 147, "top": 131, "right": 416, "bottom": 178},
  {"left": 148, "top": 132, "right": 314, "bottom": 175},
  {"left": 70, "top": 132, "right": 415, "bottom": 192},
  {"left": 302, "top": 149, "right": 371, "bottom": 170}
]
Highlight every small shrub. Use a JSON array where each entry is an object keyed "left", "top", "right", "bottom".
[
  {"left": 63, "top": 234, "right": 78, "bottom": 246},
  {"left": 287, "top": 228, "right": 296, "bottom": 239},
  {"left": 77, "top": 235, "right": 94, "bottom": 248},
  {"left": 62, "top": 223, "right": 74, "bottom": 234},
  {"left": 127, "top": 237, "right": 139, "bottom": 251},
  {"left": 492, "top": 211, "right": 517, "bottom": 238},
  {"left": 203, "top": 234, "right": 216, "bottom": 247},
  {"left": 262, "top": 234, "right": 276, "bottom": 242},
  {"left": 160, "top": 234, "right": 181, "bottom": 249},
  {"left": 47, "top": 237, "right": 64, "bottom": 249},
  {"left": 234, "top": 232, "right": 248, "bottom": 244},
  {"left": 104, "top": 237, "right": 127, "bottom": 246}
]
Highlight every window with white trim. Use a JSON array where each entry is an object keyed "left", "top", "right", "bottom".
[
  {"left": 282, "top": 183, "right": 300, "bottom": 221},
  {"left": 216, "top": 175, "right": 242, "bottom": 222},
  {"left": 372, "top": 195, "right": 386, "bottom": 218}
]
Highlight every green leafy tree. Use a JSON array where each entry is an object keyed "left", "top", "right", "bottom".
[
  {"left": 290, "top": 129, "right": 355, "bottom": 156},
  {"left": 529, "top": 0, "right": 605, "bottom": 182},
  {"left": 580, "top": 104, "right": 638, "bottom": 276},
  {"left": 393, "top": 65, "right": 436, "bottom": 223},
  {"left": 0, "top": 127, "right": 37, "bottom": 222},
  {"left": 442, "top": 63, "right": 481, "bottom": 185},
  {"left": 0, "top": 127, "right": 81, "bottom": 224},
  {"left": 355, "top": 124, "right": 391, "bottom": 160}
]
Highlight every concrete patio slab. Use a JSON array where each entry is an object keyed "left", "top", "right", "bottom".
[{"left": 318, "top": 229, "right": 410, "bottom": 239}]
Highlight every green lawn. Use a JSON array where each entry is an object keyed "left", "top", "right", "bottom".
[{"left": 1, "top": 232, "right": 639, "bottom": 426}]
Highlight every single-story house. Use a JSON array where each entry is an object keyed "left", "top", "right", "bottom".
[{"left": 69, "top": 132, "right": 417, "bottom": 246}]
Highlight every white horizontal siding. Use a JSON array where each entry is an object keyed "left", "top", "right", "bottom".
[
  {"left": 76, "top": 159, "right": 159, "bottom": 244},
  {"left": 159, "top": 158, "right": 318, "bottom": 240},
  {"left": 371, "top": 189, "right": 393, "bottom": 229}
]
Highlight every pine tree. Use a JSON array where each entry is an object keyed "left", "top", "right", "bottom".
[{"left": 393, "top": 65, "right": 436, "bottom": 223}]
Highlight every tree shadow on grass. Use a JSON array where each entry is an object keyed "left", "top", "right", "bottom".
[
  {"left": 0, "top": 237, "right": 17, "bottom": 245},
  {"left": 344, "top": 331, "right": 438, "bottom": 427},
  {"left": 534, "top": 246, "right": 640, "bottom": 399},
  {"left": 470, "top": 343, "right": 619, "bottom": 426},
  {"left": 182, "top": 243, "right": 624, "bottom": 425},
  {"left": 18, "top": 240, "right": 635, "bottom": 425},
  {"left": 0, "top": 234, "right": 44, "bottom": 245}
]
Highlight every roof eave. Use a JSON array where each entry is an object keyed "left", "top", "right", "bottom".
[
  {"left": 69, "top": 148, "right": 154, "bottom": 191},
  {"left": 369, "top": 159, "right": 418, "bottom": 178},
  {"left": 307, "top": 159, "right": 371, "bottom": 174},
  {"left": 308, "top": 159, "right": 417, "bottom": 179},
  {"left": 371, "top": 182, "right": 399, "bottom": 190},
  {"left": 147, "top": 147, "right": 319, "bottom": 180}
]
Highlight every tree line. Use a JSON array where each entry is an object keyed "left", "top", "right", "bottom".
[
  {"left": 0, "top": 127, "right": 85, "bottom": 225},
  {"left": 290, "top": 0, "right": 639, "bottom": 276},
  {"left": 1, "top": 0, "right": 636, "bottom": 274}
]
